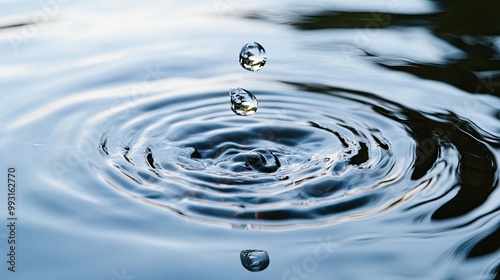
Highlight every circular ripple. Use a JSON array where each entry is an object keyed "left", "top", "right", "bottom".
[{"left": 88, "top": 80, "right": 497, "bottom": 229}]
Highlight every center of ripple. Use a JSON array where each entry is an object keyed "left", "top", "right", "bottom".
[
  {"left": 175, "top": 124, "right": 338, "bottom": 182},
  {"left": 216, "top": 148, "right": 282, "bottom": 173}
]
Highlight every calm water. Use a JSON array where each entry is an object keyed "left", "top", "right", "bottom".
[{"left": 0, "top": 0, "right": 499, "bottom": 279}]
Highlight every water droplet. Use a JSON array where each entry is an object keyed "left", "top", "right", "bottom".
[
  {"left": 240, "top": 250, "right": 270, "bottom": 272},
  {"left": 239, "top": 42, "right": 267, "bottom": 71},
  {"left": 229, "top": 87, "right": 258, "bottom": 116}
]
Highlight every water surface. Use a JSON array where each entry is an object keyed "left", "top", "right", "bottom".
[{"left": 0, "top": 0, "right": 499, "bottom": 279}]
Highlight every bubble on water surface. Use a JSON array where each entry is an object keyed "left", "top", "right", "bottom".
[
  {"left": 229, "top": 87, "right": 258, "bottom": 116},
  {"left": 240, "top": 250, "right": 270, "bottom": 272},
  {"left": 239, "top": 42, "right": 267, "bottom": 71}
]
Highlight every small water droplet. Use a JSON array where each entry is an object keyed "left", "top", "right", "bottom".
[
  {"left": 240, "top": 250, "right": 270, "bottom": 272},
  {"left": 239, "top": 42, "right": 267, "bottom": 71},
  {"left": 229, "top": 88, "right": 258, "bottom": 116}
]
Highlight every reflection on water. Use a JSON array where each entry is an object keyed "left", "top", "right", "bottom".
[
  {"left": 248, "top": 0, "right": 500, "bottom": 96},
  {"left": 0, "top": 0, "right": 498, "bottom": 279}
]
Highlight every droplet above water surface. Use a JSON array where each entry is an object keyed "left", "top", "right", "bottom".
[
  {"left": 239, "top": 42, "right": 267, "bottom": 71},
  {"left": 240, "top": 250, "right": 270, "bottom": 272},
  {"left": 229, "top": 87, "right": 258, "bottom": 116}
]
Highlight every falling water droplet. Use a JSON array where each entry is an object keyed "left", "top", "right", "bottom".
[
  {"left": 229, "top": 87, "right": 258, "bottom": 116},
  {"left": 239, "top": 42, "right": 267, "bottom": 71},
  {"left": 240, "top": 250, "right": 270, "bottom": 272}
]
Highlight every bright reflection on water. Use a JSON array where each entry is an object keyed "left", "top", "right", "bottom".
[{"left": 0, "top": 0, "right": 499, "bottom": 279}]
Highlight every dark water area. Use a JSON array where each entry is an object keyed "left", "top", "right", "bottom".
[{"left": 0, "top": 0, "right": 499, "bottom": 279}]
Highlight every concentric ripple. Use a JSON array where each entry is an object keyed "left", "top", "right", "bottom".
[{"left": 87, "top": 80, "right": 497, "bottom": 229}]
